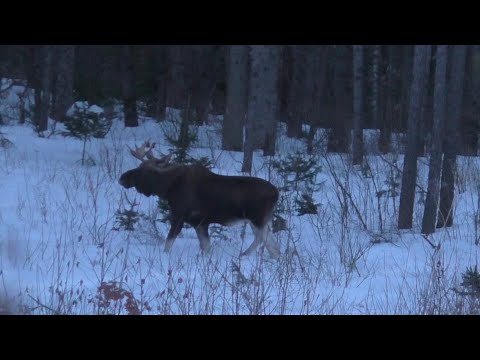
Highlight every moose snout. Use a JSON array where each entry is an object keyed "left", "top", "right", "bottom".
[
  {"left": 118, "top": 177, "right": 127, "bottom": 188},
  {"left": 119, "top": 172, "right": 134, "bottom": 188}
]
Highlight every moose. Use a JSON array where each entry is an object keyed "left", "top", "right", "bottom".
[{"left": 118, "top": 141, "right": 281, "bottom": 258}]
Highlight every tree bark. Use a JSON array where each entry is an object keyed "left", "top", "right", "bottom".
[
  {"left": 223, "top": 45, "right": 248, "bottom": 151},
  {"left": 122, "top": 45, "right": 138, "bottom": 127},
  {"left": 242, "top": 108, "right": 254, "bottom": 173},
  {"left": 398, "top": 45, "right": 431, "bottom": 230},
  {"left": 278, "top": 46, "right": 290, "bottom": 125},
  {"left": 459, "top": 46, "right": 477, "bottom": 155},
  {"left": 327, "top": 45, "right": 351, "bottom": 153},
  {"left": 352, "top": 45, "right": 364, "bottom": 166},
  {"left": 379, "top": 45, "right": 395, "bottom": 154},
  {"left": 210, "top": 46, "right": 227, "bottom": 116},
  {"left": 399, "top": 45, "right": 413, "bottom": 132},
  {"left": 35, "top": 45, "right": 53, "bottom": 132},
  {"left": 421, "top": 45, "right": 448, "bottom": 235},
  {"left": 29, "top": 46, "right": 42, "bottom": 128},
  {"left": 242, "top": 45, "right": 280, "bottom": 171},
  {"left": 306, "top": 46, "right": 329, "bottom": 154},
  {"left": 262, "top": 46, "right": 280, "bottom": 156},
  {"left": 190, "top": 45, "right": 216, "bottom": 125},
  {"left": 246, "top": 45, "right": 279, "bottom": 153},
  {"left": 166, "top": 45, "right": 187, "bottom": 110},
  {"left": 371, "top": 45, "right": 380, "bottom": 131},
  {"left": 437, "top": 45, "right": 467, "bottom": 228},
  {"left": 286, "top": 45, "right": 307, "bottom": 138},
  {"left": 416, "top": 52, "right": 434, "bottom": 157},
  {"left": 155, "top": 45, "right": 167, "bottom": 121},
  {"left": 51, "top": 45, "right": 75, "bottom": 122}
]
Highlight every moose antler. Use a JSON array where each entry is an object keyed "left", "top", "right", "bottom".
[
  {"left": 127, "top": 140, "right": 173, "bottom": 167},
  {"left": 128, "top": 140, "right": 156, "bottom": 162}
]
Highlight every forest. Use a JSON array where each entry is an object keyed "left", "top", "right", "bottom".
[{"left": 0, "top": 45, "right": 479, "bottom": 314}]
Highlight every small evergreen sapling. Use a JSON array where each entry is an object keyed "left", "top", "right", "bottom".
[
  {"left": 272, "top": 151, "right": 322, "bottom": 216},
  {"left": 62, "top": 101, "right": 112, "bottom": 165},
  {"left": 461, "top": 265, "right": 480, "bottom": 296},
  {"left": 114, "top": 196, "right": 141, "bottom": 232}
]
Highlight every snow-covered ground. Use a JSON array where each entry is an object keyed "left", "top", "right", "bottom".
[{"left": 1, "top": 83, "right": 479, "bottom": 314}]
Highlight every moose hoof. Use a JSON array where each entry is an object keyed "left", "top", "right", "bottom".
[
  {"left": 200, "top": 244, "right": 212, "bottom": 254},
  {"left": 164, "top": 242, "right": 173, "bottom": 253},
  {"left": 266, "top": 242, "right": 281, "bottom": 260},
  {"left": 240, "top": 249, "right": 253, "bottom": 257}
]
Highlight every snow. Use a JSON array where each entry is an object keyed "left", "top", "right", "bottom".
[
  {"left": 1, "top": 84, "right": 479, "bottom": 315},
  {"left": 88, "top": 105, "right": 104, "bottom": 114},
  {"left": 66, "top": 101, "right": 104, "bottom": 117}
]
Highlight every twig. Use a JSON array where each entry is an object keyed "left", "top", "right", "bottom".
[
  {"left": 421, "top": 234, "right": 439, "bottom": 250},
  {"left": 0, "top": 80, "right": 19, "bottom": 97},
  {"left": 378, "top": 153, "right": 427, "bottom": 194},
  {"left": 451, "top": 287, "right": 480, "bottom": 297},
  {"left": 323, "top": 156, "right": 368, "bottom": 230},
  {"left": 27, "top": 294, "right": 61, "bottom": 315}
]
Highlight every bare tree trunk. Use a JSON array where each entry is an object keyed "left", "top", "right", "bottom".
[
  {"left": 327, "top": 45, "right": 351, "bottom": 153},
  {"left": 459, "top": 46, "right": 476, "bottom": 155},
  {"left": 29, "top": 46, "right": 40, "bottom": 128},
  {"left": 437, "top": 45, "right": 467, "bottom": 228},
  {"left": 210, "top": 46, "right": 227, "bottom": 116},
  {"left": 286, "top": 45, "right": 307, "bottom": 138},
  {"left": 246, "top": 45, "right": 279, "bottom": 152},
  {"left": 155, "top": 46, "right": 167, "bottom": 121},
  {"left": 398, "top": 45, "right": 431, "bottom": 230},
  {"left": 352, "top": 45, "right": 364, "bottom": 166},
  {"left": 416, "top": 53, "right": 433, "bottom": 157},
  {"left": 371, "top": 45, "right": 380, "bottom": 131},
  {"left": 242, "top": 109, "right": 254, "bottom": 173},
  {"left": 51, "top": 45, "right": 75, "bottom": 122},
  {"left": 278, "top": 46, "right": 290, "bottom": 125},
  {"left": 122, "top": 45, "right": 138, "bottom": 127},
  {"left": 421, "top": 45, "right": 448, "bottom": 235},
  {"left": 33, "top": 86, "right": 41, "bottom": 127},
  {"left": 166, "top": 45, "right": 187, "bottom": 109},
  {"left": 35, "top": 45, "right": 53, "bottom": 132},
  {"left": 242, "top": 45, "right": 280, "bottom": 171},
  {"left": 399, "top": 45, "right": 413, "bottom": 131},
  {"left": 262, "top": 46, "right": 280, "bottom": 156},
  {"left": 307, "top": 46, "right": 329, "bottom": 154},
  {"left": 191, "top": 45, "right": 216, "bottom": 125},
  {"left": 223, "top": 45, "right": 248, "bottom": 151},
  {"left": 379, "top": 45, "right": 395, "bottom": 154}
]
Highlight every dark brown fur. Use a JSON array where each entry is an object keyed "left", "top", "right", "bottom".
[{"left": 119, "top": 163, "right": 279, "bottom": 255}]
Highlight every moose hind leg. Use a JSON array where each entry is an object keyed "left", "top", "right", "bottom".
[
  {"left": 164, "top": 218, "right": 184, "bottom": 252},
  {"left": 195, "top": 224, "right": 211, "bottom": 253},
  {"left": 242, "top": 222, "right": 280, "bottom": 259},
  {"left": 264, "top": 228, "right": 281, "bottom": 259}
]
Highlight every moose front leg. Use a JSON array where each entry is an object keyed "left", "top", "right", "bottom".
[
  {"left": 194, "top": 224, "right": 211, "bottom": 253},
  {"left": 164, "top": 216, "right": 184, "bottom": 253},
  {"left": 241, "top": 223, "right": 266, "bottom": 257}
]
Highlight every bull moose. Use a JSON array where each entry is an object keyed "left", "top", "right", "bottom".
[{"left": 118, "top": 141, "right": 281, "bottom": 258}]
